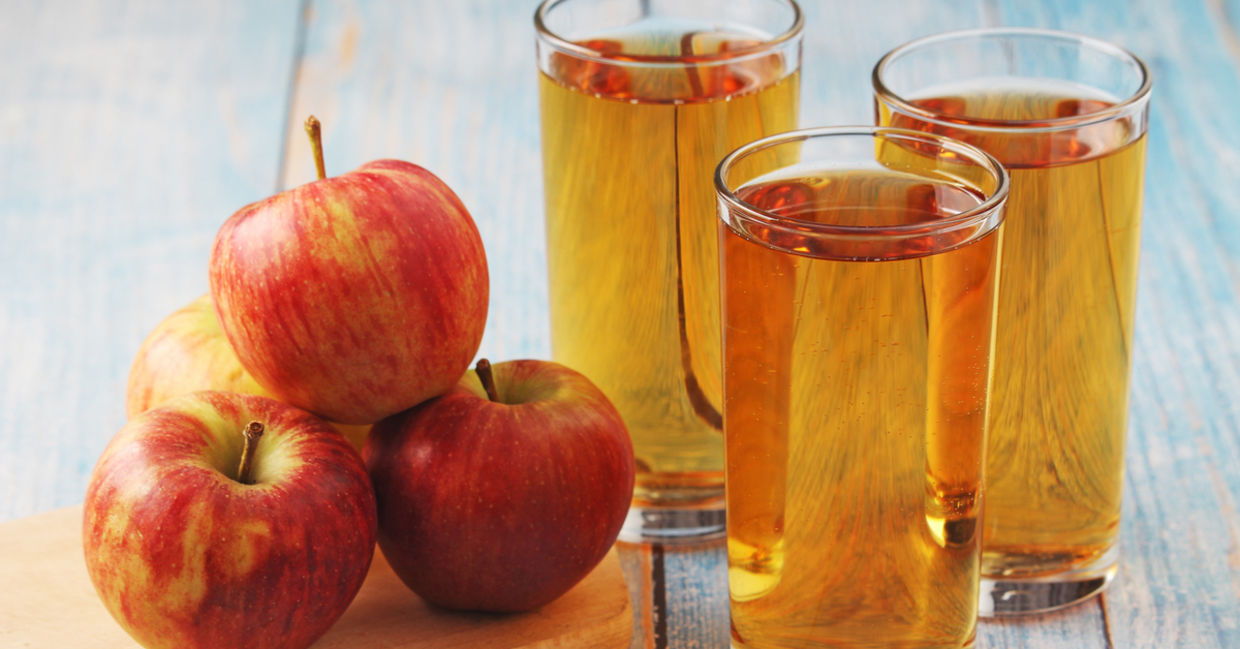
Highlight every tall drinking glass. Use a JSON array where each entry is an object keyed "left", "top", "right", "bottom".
[
  {"left": 717, "top": 127, "right": 1008, "bottom": 648},
  {"left": 873, "top": 28, "right": 1152, "bottom": 615},
  {"left": 535, "top": 0, "right": 803, "bottom": 543}
]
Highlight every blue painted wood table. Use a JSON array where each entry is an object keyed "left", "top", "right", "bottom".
[{"left": 1, "top": 1, "right": 1237, "bottom": 647}]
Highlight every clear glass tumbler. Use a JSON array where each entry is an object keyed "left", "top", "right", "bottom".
[
  {"left": 873, "top": 28, "right": 1152, "bottom": 615},
  {"left": 535, "top": 0, "right": 803, "bottom": 543},
  {"left": 718, "top": 126, "right": 1008, "bottom": 648}
]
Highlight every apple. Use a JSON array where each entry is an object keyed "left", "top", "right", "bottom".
[
  {"left": 83, "top": 391, "right": 377, "bottom": 649},
  {"left": 125, "top": 294, "right": 271, "bottom": 417},
  {"left": 125, "top": 294, "right": 370, "bottom": 450},
  {"left": 364, "top": 358, "right": 634, "bottom": 612},
  {"left": 209, "top": 116, "right": 489, "bottom": 425}
]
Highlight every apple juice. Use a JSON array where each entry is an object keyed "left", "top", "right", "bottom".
[
  {"left": 721, "top": 165, "right": 1002, "bottom": 649},
  {"left": 880, "top": 80, "right": 1147, "bottom": 581},
  {"left": 538, "top": 21, "right": 799, "bottom": 508}
]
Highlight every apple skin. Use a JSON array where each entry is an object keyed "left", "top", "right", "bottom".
[
  {"left": 209, "top": 159, "right": 489, "bottom": 425},
  {"left": 125, "top": 294, "right": 271, "bottom": 417},
  {"left": 83, "top": 391, "right": 377, "bottom": 649},
  {"left": 125, "top": 294, "right": 370, "bottom": 450},
  {"left": 364, "top": 359, "right": 635, "bottom": 612}
]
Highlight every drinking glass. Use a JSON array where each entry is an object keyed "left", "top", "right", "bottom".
[
  {"left": 717, "top": 126, "right": 1008, "bottom": 648},
  {"left": 535, "top": 0, "right": 803, "bottom": 543},
  {"left": 873, "top": 28, "right": 1152, "bottom": 615}
]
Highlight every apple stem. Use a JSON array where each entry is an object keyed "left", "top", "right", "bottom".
[
  {"left": 236, "top": 421, "right": 265, "bottom": 485},
  {"left": 475, "top": 359, "right": 500, "bottom": 402},
  {"left": 305, "top": 115, "right": 327, "bottom": 180}
]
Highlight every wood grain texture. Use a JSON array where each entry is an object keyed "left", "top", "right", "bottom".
[
  {"left": 617, "top": 543, "right": 659, "bottom": 649},
  {"left": 659, "top": 541, "right": 729, "bottom": 649},
  {"left": 0, "top": 0, "right": 303, "bottom": 521},
  {"left": 797, "top": 0, "right": 990, "bottom": 127},
  {"left": 0, "top": 506, "right": 632, "bottom": 649}
]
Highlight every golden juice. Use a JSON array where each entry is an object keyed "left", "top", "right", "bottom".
[
  {"left": 882, "top": 81, "right": 1146, "bottom": 580},
  {"left": 539, "top": 25, "right": 799, "bottom": 506},
  {"left": 722, "top": 166, "right": 1002, "bottom": 649}
]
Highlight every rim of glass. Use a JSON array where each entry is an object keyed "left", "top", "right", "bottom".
[
  {"left": 872, "top": 27, "right": 1152, "bottom": 132},
  {"left": 534, "top": 0, "right": 804, "bottom": 66},
  {"left": 715, "top": 126, "right": 1010, "bottom": 236}
]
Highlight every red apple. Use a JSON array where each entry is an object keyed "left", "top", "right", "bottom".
[
  {"left": 125, "top": 294, "right": 370, "bottom": 450},
  {"left": 209, "top": 116, "right": 488, "bottom": 424},
  {"left": 83, "top": 391, "right": 377, "bottom": 649},
  {"left": 125, "top": 294, "right": 271, "bottom": 417},
  {"left": 364, "top": 359, "right": 634, "bottom": 612}
]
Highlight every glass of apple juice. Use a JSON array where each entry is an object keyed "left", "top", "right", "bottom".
[
  {"left": 535, "top": 0, "right": 803, "bottom": 543},
  {"left": 716, "top": 126, "right": 1008, "bottom": 649},
  {"left": 873, "top": 28, "right": 1152, "bottom": 615}
]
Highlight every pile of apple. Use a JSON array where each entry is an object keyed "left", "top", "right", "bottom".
[{"left": 82, "top": 117, "right": 635, "bottom": 649}]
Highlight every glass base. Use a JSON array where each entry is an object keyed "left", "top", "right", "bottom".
[
  {"left": 979, "top": 545, "right": 1118, "bottom": 616},
  {"left": 618, "top": 502, "right": 726, "bottom": 545}
]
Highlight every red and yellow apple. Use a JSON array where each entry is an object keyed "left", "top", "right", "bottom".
[
  {"left": 125, "top": 294, "right": 270, "bottom": 417},
  {"left": 83, "top": 391, "right": 377, "bottom": 649},
  {"left": 125, "top": 294, "right": 369, "bottom": 450},
  {"left": 209, "top": 117, "right": 488, "bottom": 425},
  {"left": 364, "top": 359, "right": 634, "bottom": 612}
]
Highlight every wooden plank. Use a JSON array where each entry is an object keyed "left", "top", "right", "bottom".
[
  {"left": 799, "top": 0, "right": 992, "bottom": 127},
  {"left": 660, "top": 541, "right": 729, "bottom": 649},
  {"left": 0, "top": 505, "right": 632, "bottom": 649},
  {"left": 987, "top": 1, "right": 1240, "bottom": 648},
  {"left": 617, "top": 539, "right": 730, "bottom": 649},
  {"left": 280, "top": 0, "right": 549, "bottom": 362},
  {"left": 0, "top": 1, "right": 303, "bottom": 522},
  {"left": 1217, "top": 0, "right": 1240, "bottom": 67},
  {"left": 980, "top": 598, "right": 1113, "bottom": 649},
  {"left": 616, "top": 543, "right": 659, "bottom": 649}
]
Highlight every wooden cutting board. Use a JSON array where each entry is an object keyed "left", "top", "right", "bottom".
[{"left": 0, "top": 506, "right": 632, "bottom": 648}]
